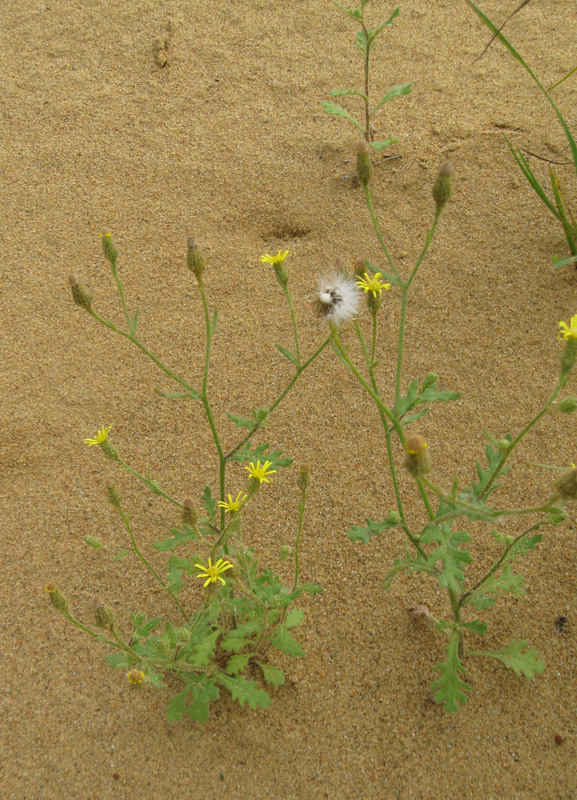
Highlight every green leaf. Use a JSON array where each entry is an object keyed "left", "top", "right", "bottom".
[
  {"left": 355, "top": 28, "right": 368, "bottom": 55},
  {"left": 256, "top": 662, "right": 285, "bottom": 687},
  {"left": 347, "top": 516, "right": 400, "bottom": 543},
  {"left": 201, "top": 486, "right": 217, "bottom": 531},
  {"left": 185, "top": 628, "right": 221, "bottom": 666},
  {"left": 373, "top": 7, "right": 400, "bottom": 38},
  {"left": 383, "top": 551, "right": 433, "bottom": 590},
  {"left": 275, "top": 343, "right": 299, "bottom": 366},
  {"left": 269, "top": 627, "right": 305, "bottom": 658},
  {"left": 226, "top": 407, "right": 269, "bottom": 430},
  {"left": 369, "top": 137, "right": 399, "bottom": 152},
  {"left": 466, "top": 565, "right": 525, "bottom": 610},
  {"left": 216, "top": 673, "right": 273, "bottom": 710},
  {"left": 153, "top": 524, "right": 198, "bottom": 551},
  {"left": 285, "top": 608, "right": 305, "bottom": 629},
  {"left": 369, "top": 82, "right": 413, "bottom": 117},
  {"left": 167, "top": 688, "right": 189, "bottom": 722},
  {"left": 209, "top": 309, "right": 218, "bottom": 337},
  {"left": 105, "top": 652, "right": 130, "bottom": 669},
  {"left": 85, "top": 536, "right": 103, "bottom": 549},
  {"left": 320, "top": 100, "right": 365, "bottom": 133},
  {"left": 394, "top": 376, "right": 461, "bottom": 418},
  {"left": 227, "top": 442, "right": 293, "bottom": 470},
  {"left": 225, "top": 653, "right": 256, "bottom": 676},
  {"left": 187, "top": 676, "right": 220, "bottom": 723},
  {"left": 462, "top": 620, "right": 487, "bottom": 636},
  {"left": 220, "top": 620, "right": 261, "bottom": 653},
  {"left": 334, "top": 2, "right": 362, "bottom": 20},
  {"left": 112, "top": 548, "right": 132, "bottom": 561},
  {"left": 421, "top": 523, "right": 473, "bottom": 593},
  {"left": 329, "top": 88, "right": 366, "bottom": 100},
  {"left": 471, "top": 442, "right": 511, "bottom": 499},
  {"left": 154, "top": 387, "right": 201, "bottom": 400},
  {"left": 130, "top": 611, "right": 163, "bottom": 639},
  {"left": 472, "top": 640, "right": 545, "bottom": 678},
  {"left": 431, "top": 629, "right": 471, "bottom": 713},
  {"left": 130, "top": 309, "right": 139, "bottom": 336}
]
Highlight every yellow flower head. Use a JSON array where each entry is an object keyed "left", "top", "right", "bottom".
[
  {"left": 261, "top": 250, "right": 291, "bottom": 266},
  {"left": 126, "top": 668, "right": 145, "bottom": 687},
  {"left": 194, "top": 558, "right": 234, "bottom": 588},
  {"left": 245, "top": 460, "right": 277, "bottom": 484},
  {"left": 85, "top": 425, "right": 112, "bottom": 447},
  {"left": 356, "top": 271, "right": 391, "bottom": 299},
  {"left": 558, "top": 314, "right": 577, "bottom": 341},
  {"left": 218, "top": 491, "right": 247, "bottom": 513}
]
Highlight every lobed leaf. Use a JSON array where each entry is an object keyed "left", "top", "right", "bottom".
[
  {"left": 369, "top": 82, "right": 413, "bottom": 117},
  {"left": 256, "top": 662, "right": 285, "bottom": 687},
  {"left": 347, "top": 516, "right": 401, "bottom": 544},
  {"left": 472, "top": 640, "right": 545, "bottom": 678},
  {"left": 320, "top": 100, "right": 365, "bottom": 133},
  {"left": 431, "top": 629, "right": 471, "bottom": 713},
  {"left": 421, "top": 523, "right": 473, "bottom": 593},
  {"left": 269, "top": 627, "right": 306, "bottom": 658},
  {"left": 216, "top": 673, "right": 273, "bottom": 711}
]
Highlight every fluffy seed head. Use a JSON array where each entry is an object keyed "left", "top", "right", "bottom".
[{"left": 313, "top": 273, "right": 361, "bottom": 327}]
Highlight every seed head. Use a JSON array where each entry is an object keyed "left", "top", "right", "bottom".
[
  {"left": 45, "top": 583, "right": 69, "bottom": 614},
  {"left": 313, "top": 273, "right": 361, "bottom": 328},
  {"left": 69, "top": 275, "right": 93, "bottom": 311},
  {"left": 554, "top": 466, "right": 577, "bottom": 501},
  {"left": 182, "top": 497, "right": 197, "bottom": 527},
  {"left": 93, "top": 597, "right": 115, "bottom": 630},
  {"left": 404, "top": 435, "right": 432, "bottom": 478},
  {"left": 186, "top": 239, "right": 206, "bottom": 280}
]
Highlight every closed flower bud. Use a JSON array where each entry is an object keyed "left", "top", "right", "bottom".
[
  {"left": 404, "top": 435, "right": 432, "bottom": 478},
  {"left": 176, "top": 627, "right": 191, "bottom": 644},
  {"left": 93, "top": 597, "right": 115, "bottom": 630},
  {"left": 186, "top": 239, "right": 205, "bottom": 280},
  {"left": 182, "top": 497, "right": 197, "bottom": 526},
  {"left": 45, "top": 583, "right": 69, "bottom": 614},
  {"left": 107, "top": 485, "right": 122, "bottom": 509},
  {"left": 297, "top": 465, "right": 310, "bottom": 492},
  {"left": 432, "top": 161, "right": 453, "bottom": 212},
  {"left": 387, "top": 510, "right": 401, "bottom": 524},
  {"left": 69, "top": 275, "right": 92, "bottom": 310},
  {"left": 554, "top": 466, "right": 577, "bottom": 501},
  {"left": 421, "top": 373, "right": 438, "bottom": 391},
  {"left": 561, "top": 339, "right": 577, "bottom": 376},
  {"left": 100, "top": 233, "right": 117, "bottom": 266},
  {"left": 556, "top": 396, "right": 577, "bottom": 414},
  {"left": 355, "top": 138, "right": 373, "bottom": 186}
]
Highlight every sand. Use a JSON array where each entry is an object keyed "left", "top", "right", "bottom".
[{"left": 2, "top": 0, "right": 577, "bottom": 797}]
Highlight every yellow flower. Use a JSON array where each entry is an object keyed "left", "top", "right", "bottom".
[
  {"left": 245, "top": 460, "right": 277, "bottom": 484},
  {"left": 85, "top": 425, "right": 112, "bottom": 447},
  {"left": 558, "top": 314, "right": 577, "bottom": 340},
  {"left": 356, "top": 271, "right": 391, "bottom": 299},
  {"left": 218, "top": 491, "right": 247, "bottom": 513},
  {"left": 260, "top": 250, "right": 291, "bottom": 266},
  {"left": 126, "top": 668, "right": 145, "bottom": 687},
  {"left": 194, "top": 558, "right": 234, "bottom": 588}
]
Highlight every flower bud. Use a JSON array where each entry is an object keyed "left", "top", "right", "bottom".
[
  {"left": 100, "top": 233, "right": 117, "bottom": 266},
  {"left": 107, "top": 485, "right": 122, "bottom": 509},
  {"left": 387, "top": 510, "right": 401, "bottom": 524},
  {"left": 186, "top": 239, "right": 205, "bottom": 280},
  {"left": 182, "top": 497, "right": 197, "bottom": 527},
  {"left": 176, "top": 627, "right": 191, "bottom": 644},
  {"left": 556, "top": 397, "right": 577, "bottom": 414},
  {"left": 45, "top": 583, "right": 69, "bottom": 614},
  {"left": 421, "top": 373, "right": 438, "bottom": 391},
  {"left": 126, "top": 668, "right": 145, "bottom": 688},
  {"left": 561, "top": 339, "right": 577, "bottom": 376},
  {"left": 554, "top": 466, "right": 577, "bottom": 501},
  {"left": 355, "top": 138, "right": 373, "bottom": 186},
  {"left": 93, "top": 597, "right": 115, "bottom": 630},
  {"left": 69, "top": 275, "right": 93, "bottom": 310},
  {"left": 404, "top": 435, "right": 432, "bottom": 478},
  {"left": 297, "top": 465, "right": 310, "bottom": 492},
  {"left": 432, "top": 161, "right": 453, "bottom": 212}
]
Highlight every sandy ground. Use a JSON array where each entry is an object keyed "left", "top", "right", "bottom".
[{"left": 2, "top": 0, "right": 577, "bottom": 798}]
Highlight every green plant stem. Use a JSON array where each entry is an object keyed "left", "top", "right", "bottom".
[
  {"left": 115, "top": 458, "right": 183, "bottom": 508},
  {"left": 224, "top": 338, "right": 331, "bottom": 460},
  {"left": 282, "top": 284, "right": 301, "bottom": 367},
  {"left": 62, "top": 612, "right": 121, "bottom": 651},
  {"left": 117, "top": 506, "right": 188, "bottom": 621},
  {"left": 395, "top": 209, "right": 441, "bottom": 406},
  {"left": 459, "top": 520, "right": 549, "bottom": 608},
  {"left": 292, "top": 483, "right": 308, "bottom": 591},
  {"left": 363, "top": 183, "right": 398, "bottom": 277},
  {"left": 87, "top": 308, "right": 198, "bottom": 395},
  {"left": 479, "top": 378, "right": 566, "bottom": 502},
  {"left": 361, "top": 18, "right": 371, "bottom": 140}
]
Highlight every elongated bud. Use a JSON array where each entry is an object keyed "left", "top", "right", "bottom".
[
  {"left": 69, "top": 275, "right": 93, "bottom": 310},
  {"left": 107, "top": 485, "right": 122, "bottom": 509},
  {"left": 186, "top": 239, "right": 205, "bottom": 280},
  {"left": 432, "top": 161, "right": 453, "bottom": 212},
  {"left": 45, "top": 583, "right": 69, "bottom": 614},
  {"left": 182, "top": 498, "right": 197, "bottom": 526},
  {"left": 297, "top": 465, "right": 310, "bottom": 492},
  {"left": 404, "top": 435, "right": 432, "bottom": 478},
  {"left": 554, "top": 466, "right": 577, "bottom": 501},
  {"left": 100, "top": 233, "right": 117, "bottom": 266},
  {"left": 355, "top": 138, "right": 373, "bottom": 186},
  {"left": 93, "top": 597, "right": 115, "bottom": 630},
  {"left": 561, "top": 339, "right": 577, "bottom": 376}
]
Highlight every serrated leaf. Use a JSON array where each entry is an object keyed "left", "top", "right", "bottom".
[
  {"left": 472, "top": 640, "right": 545, "bottom": 678},
  {"left": 334, "top": 1, "right": 362, "bottom": 20},
  {"left": 431, "top": 629, "right": 471, "bottom": 713},
  {"left": 216, "top": 673, "right": 273, "bottom": 710},
  {"left": 167, "top": 688, "right": 189, "bottom": 722},
  {"left": 256, "top": 662, "right": 285, "bottom": 687},
  {"left": 220, "top": 620, "right": 261, "bottom": 653},
  {"left": 462, "top": 620, "right": 488, "bottom": 636},
  {"left": 471, "top": 443, "right": 511, "bottom": 499},
  {"left": 383, "top": 553, "right": 433, "bottom": 590},
  {"left": 131, "top": 611, "right": 163, "bottom": 639},
  {"left": 370, "top": 82, "right": 413, "bottom": 117},
  {"left": 144, "top": 666, "right": 166, "bottom": 688},
  {"left": 329, "top": 88, "right": 366, "bottom": 99},
  {"left": 320, "top": 100, "right": 364, "bottom": 133},
  {"left": 201, "top": 486, "right": 217, "bottom": 530},
  {"left": 275, "top": 343, "right": 299, "bottom": 366},
  {"left": 269, "top": 627, "right": 305, "bottom": 658},
  {"left": 186, "top": 676, "right": 220, "bottom": 723},
  {"left": 225, "top": 410, "right": 255, "bottom": 429},
  {"left": 285, "top": 608, "right": 305, "bottom": 629},
  {"left": 466, "top": 564, "right": 525, "bottom": 608},
  {"left": 225, "top": 652, "right": 256, "bottom": 676},
  {"left": 227, "top": 442, "right": 293, "bottom": 470},
  {"left": 153, "top": 524, "right": 197, "bottom": 551},
  {"left": 369, "top": 136, "right": 399, "bottom": 152},
  {"left": 421, "top": 523, "right": 473, "bottom": 593},
  {"left": 154, "top": 388, "right": 201, "bottom": 400},
  {"left": 185, "top": 628, "right": 221, "bottom": 666},
  {"left": 395, "top": 376, "right": 460, "bottom": 418},
  {"left": 373, "top": 7, "right": 400, "bottom": 38},
  {"left": 347, "top": 516, "right": 400, "bottom": 544},
  {"left": 105, "top": 652, "right": 130, "bottom": 669}
]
